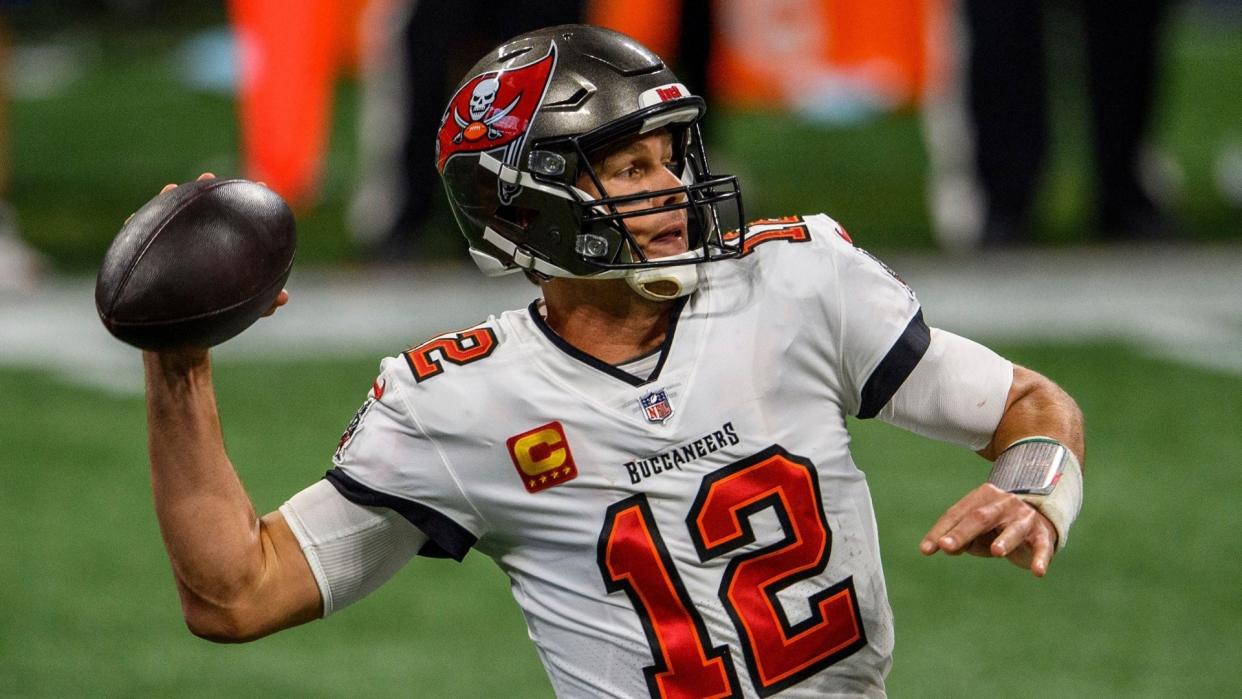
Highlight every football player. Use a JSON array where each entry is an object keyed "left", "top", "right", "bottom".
[{"left": 143, "top": 25, "right": 1084, "bottom": 697}]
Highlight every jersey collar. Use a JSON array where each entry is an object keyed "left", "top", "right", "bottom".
[{"left": 526, "top": 297, "right": 689, "bottom": 387}]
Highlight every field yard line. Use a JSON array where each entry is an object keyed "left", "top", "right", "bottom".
[{"left": 2, "top": 244, "right": 1240, "bottom": 394}]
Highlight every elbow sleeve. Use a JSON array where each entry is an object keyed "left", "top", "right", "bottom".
[{"left": 280, "top": 480, "right": 427, "bottom": 616}]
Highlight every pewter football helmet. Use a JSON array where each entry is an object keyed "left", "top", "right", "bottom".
[{"left": 436, "top": 24, "right": 745, "bottom": 297}]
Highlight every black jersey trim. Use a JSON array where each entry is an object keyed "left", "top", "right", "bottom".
[
  {"left": 323, "top": 468, "right": 477, "bottom": 561},
  {"left": 527, "top": 297, "right": 688, "bottom": 387},
  {"left": 857, "top": 308, "right": 930, "bottom": 419}
]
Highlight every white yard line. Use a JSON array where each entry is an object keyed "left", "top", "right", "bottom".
[{"left": 3, "top": 243, "right": 1240, "bottom": 393}]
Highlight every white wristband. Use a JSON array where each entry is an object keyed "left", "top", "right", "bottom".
[{"left": 987, "top": 437, "right": 1083, "bottom": 550}]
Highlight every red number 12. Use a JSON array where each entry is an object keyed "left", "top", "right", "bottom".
[{"left": 598, "top": 446, "right": 866, "bottom": 698}]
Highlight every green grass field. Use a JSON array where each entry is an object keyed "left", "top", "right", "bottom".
[{"left": 4, "top": 342, "right": 1240, "bottom": 696}]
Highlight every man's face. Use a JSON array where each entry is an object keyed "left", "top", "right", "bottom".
[{"left": 576, "top": 129, "right": 689, "bottom": 260}]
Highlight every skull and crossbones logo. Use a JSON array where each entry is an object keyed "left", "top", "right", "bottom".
[{"left": 453, "top": 78, "right": 520, "bottom": 144}]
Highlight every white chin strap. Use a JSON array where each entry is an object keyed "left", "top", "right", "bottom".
[
  {"left": 625, "top": 250, "right": 701, "bottom": 301},
  {"left": 477, "top": 226, "right": 700, "bottom": 301}
]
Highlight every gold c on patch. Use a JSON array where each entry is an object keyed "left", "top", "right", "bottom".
[{"left": 506, "top": 421, "right": 579, "bottom": 493}]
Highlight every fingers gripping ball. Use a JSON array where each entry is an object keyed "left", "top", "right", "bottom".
[{"left": 95, "top": 179, "right": 296, "bottom": 351}]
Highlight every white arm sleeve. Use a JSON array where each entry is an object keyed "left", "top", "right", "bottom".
[
  {"left": 877, "top": 328, "right": 1013, "bottom": 451},
  {"left": 279, "top": 479, "right": 428, "bottom": 617}
]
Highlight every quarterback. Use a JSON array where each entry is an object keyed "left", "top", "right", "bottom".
[{"left": 144, "top": 25, "right": 1084, "bottom": 698}]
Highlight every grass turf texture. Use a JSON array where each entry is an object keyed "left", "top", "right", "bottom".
[
  {"left": 11, "top": 9, "right": 1241, "bottom": 272},
  {"left": 3, "top": 342, "right": 1239, "bottom": 696}
]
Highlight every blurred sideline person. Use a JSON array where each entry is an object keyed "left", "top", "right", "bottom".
[
  {"left": 349, "top": 0, "right": 582, "bottom": 259},
  {"left": 928, "top": 0, "right": 1173, "bottom": 248},
  {"left": 144, "top": 26, "right": 1085, "bottom": 696},
  {"left": 0, "top": 11, "right": 44, "bottom": 292}
]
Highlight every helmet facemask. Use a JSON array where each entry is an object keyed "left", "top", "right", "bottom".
[{"left": 512, "top": 106, "right": 747, "bottom": 299}]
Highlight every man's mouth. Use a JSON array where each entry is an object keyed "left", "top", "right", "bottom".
[
  {"left": 641, "top": 225, "right": 687, "bottom": 260},
  {"left": 649, "top": 224, "right": 685, "bottom": 246}
]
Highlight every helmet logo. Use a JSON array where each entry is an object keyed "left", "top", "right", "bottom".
[
  {"left": 436, "top": 45, "right": 558, "bottom": 180},
  {"left": 458, "top": 78, "right": 512, "bottom": 142}
]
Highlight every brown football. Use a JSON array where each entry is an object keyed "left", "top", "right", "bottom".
[{"left": 95, "top": 178, "right": 296, "bottom": 351}]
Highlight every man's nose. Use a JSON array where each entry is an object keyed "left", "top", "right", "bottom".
[{"left": 653, "top": 167, "right": 685, "bottom": 206}]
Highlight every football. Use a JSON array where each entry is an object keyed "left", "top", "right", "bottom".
[{"left": 95, "top": 178, "right": 296, "bottom": 351}]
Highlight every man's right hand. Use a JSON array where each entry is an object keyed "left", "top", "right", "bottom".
[{"left": 263, "top": 288, "right": 290, "bottom": 317}]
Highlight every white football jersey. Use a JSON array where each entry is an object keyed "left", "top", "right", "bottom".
[{"left": 325, "top": 214, "right": 994, "bottom": 698}]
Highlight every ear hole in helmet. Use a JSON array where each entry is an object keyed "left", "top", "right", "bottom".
[
  {"left": 497, "top": 204, "right": 567, "bottom": 264},
  {"left": 497, "top": 204, "right": 540, "bottom": 229}
]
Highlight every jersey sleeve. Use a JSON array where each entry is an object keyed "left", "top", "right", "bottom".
[
  {"left": 806, "top": 215, "right": 930, "bottom": 418},
  {"left": 877, "top": 328, "right": 1013, "bottom": 450},
  {"left": 323, "top": 355, "right": 486, "bottom": 561}
]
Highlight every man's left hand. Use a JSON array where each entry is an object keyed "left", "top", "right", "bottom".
[{"left": 920, "top": 484, "right": 1057, "bottom": 576}]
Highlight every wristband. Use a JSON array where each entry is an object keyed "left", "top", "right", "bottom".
[{"left": 986, "top": 437, "right": 1083, "bottom": 550}]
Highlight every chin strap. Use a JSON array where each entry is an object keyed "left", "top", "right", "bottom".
[
  {"left": 480, "top": 226, "right": 702, "bottom": 301},
  {"left": 625, "top": 250, "right": 701, "bottom": 301}
]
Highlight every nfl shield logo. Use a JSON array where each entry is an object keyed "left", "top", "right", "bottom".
[{"left": 639, "top": 389, "right": 674, "bottom": 423}]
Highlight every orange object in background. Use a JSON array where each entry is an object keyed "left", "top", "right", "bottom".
[
  {"left": 233, "top": 0, "right": 947, "bottom": 209},
  {"left": 228, "top": 0, "right": 375, "bottom": 209},
  {"left": 589, "top": 0, "right": 948, "bottom": 111},
  {"left": 586, "top": 0, "right": 681, "bottom": 62},
  {"left": 824, "top": 0, "right": 946, "bottom": 104}
]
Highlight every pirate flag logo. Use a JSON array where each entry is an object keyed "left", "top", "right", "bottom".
[{"left": 436, "top": 46, "right": 558, "bottom": 203}]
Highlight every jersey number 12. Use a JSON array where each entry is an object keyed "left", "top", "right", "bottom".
[{"left": 597, "top": 445, "right": 867, "bottom": 698}]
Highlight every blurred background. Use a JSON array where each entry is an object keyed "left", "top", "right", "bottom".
[{"left": 2, "top": 0, "right": 1240, "bottom": 696}]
